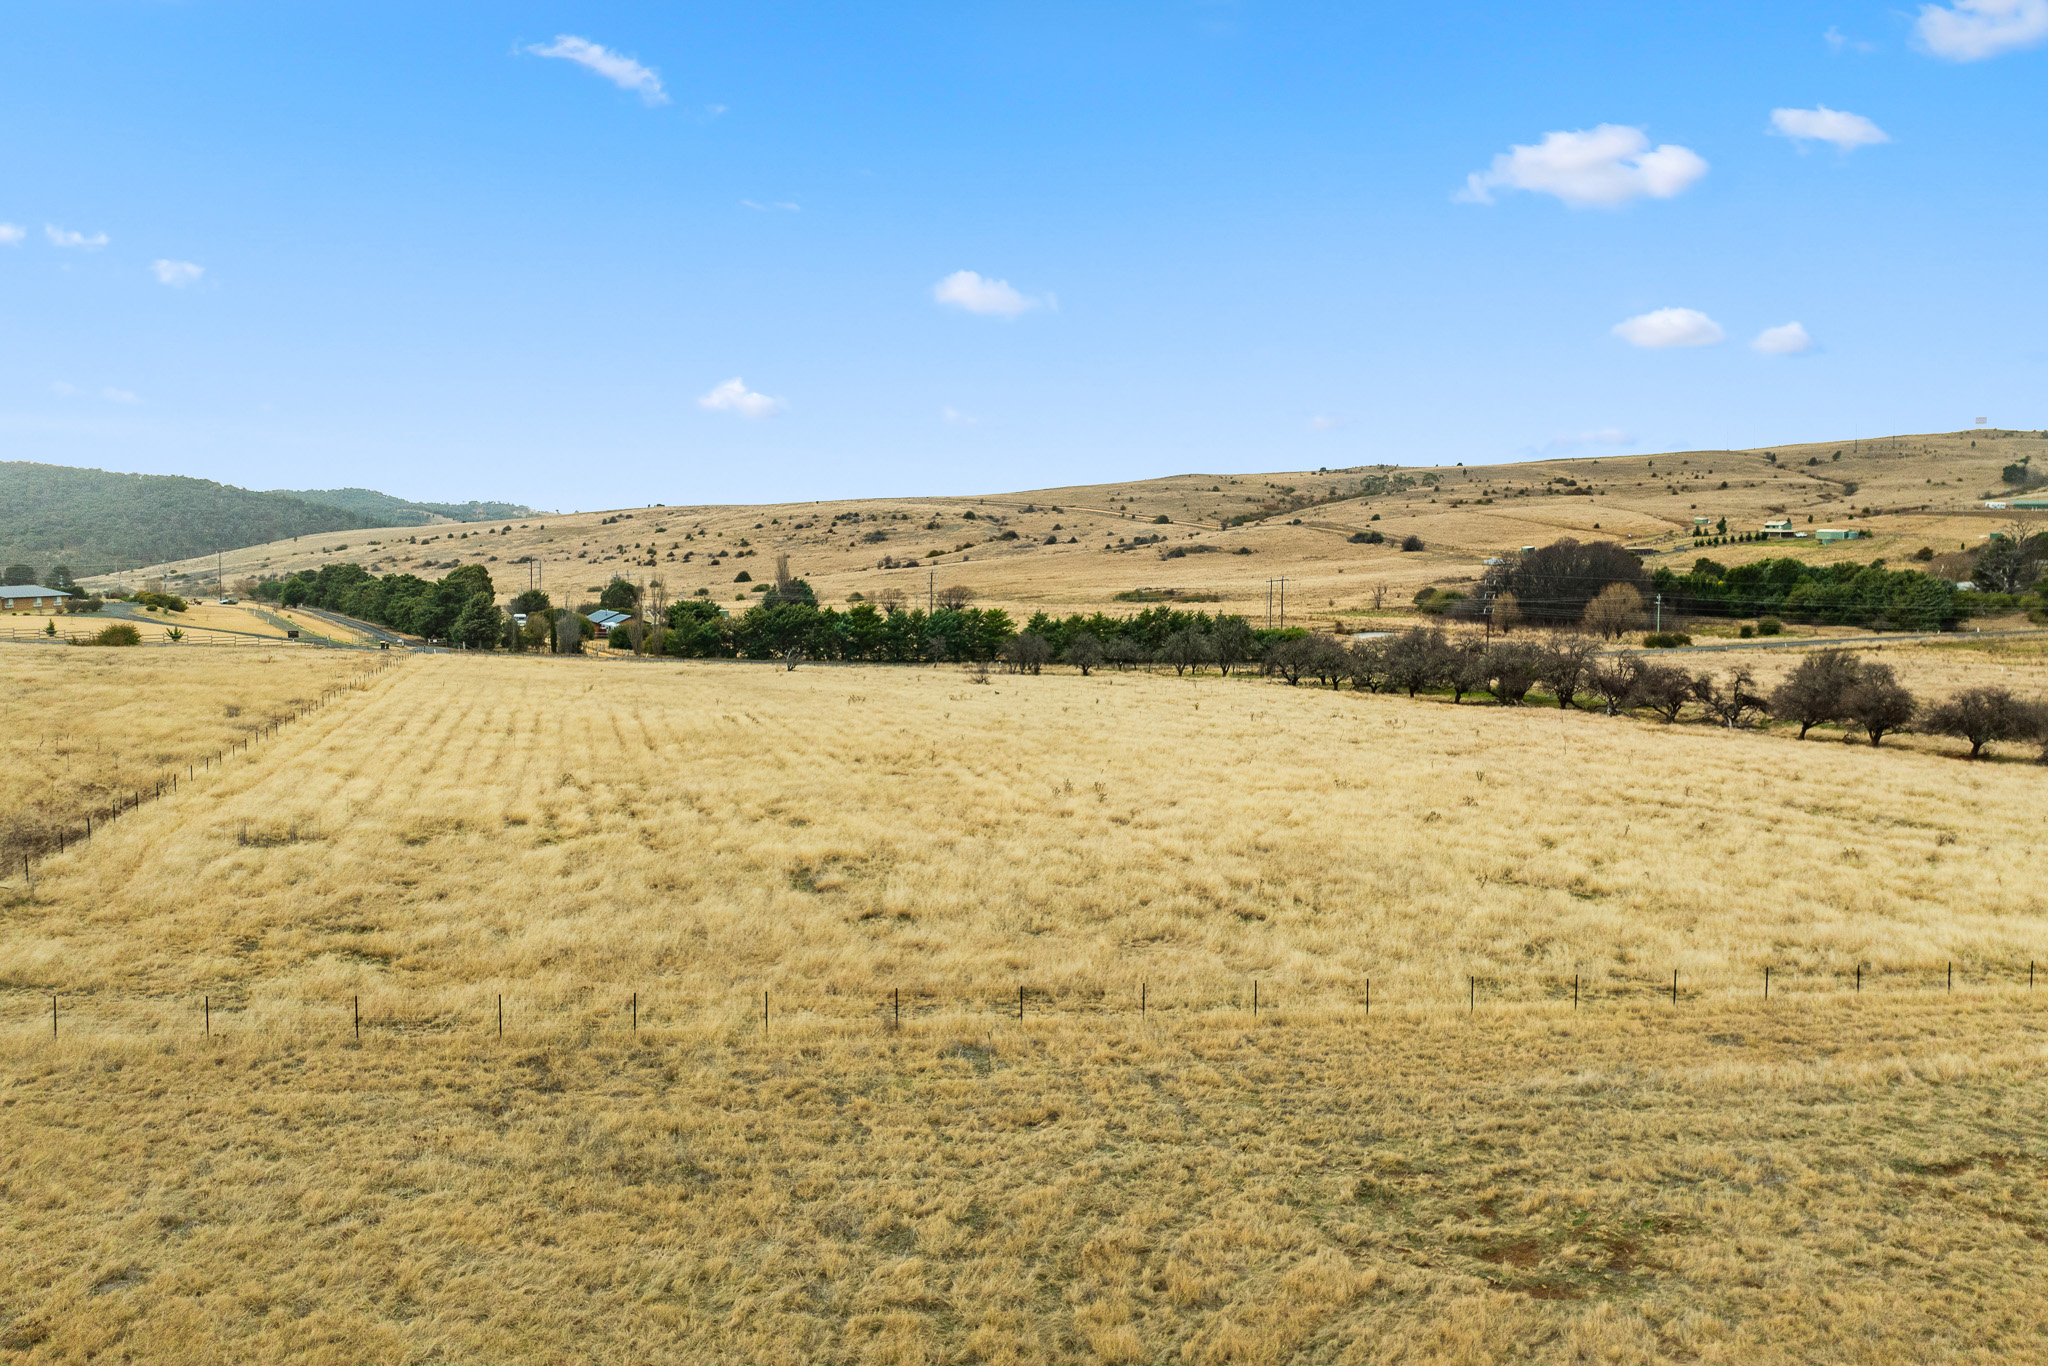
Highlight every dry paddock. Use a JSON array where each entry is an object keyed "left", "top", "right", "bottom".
[{"left": 3, "top": 649, "right": 2047, "bottom": 1363}]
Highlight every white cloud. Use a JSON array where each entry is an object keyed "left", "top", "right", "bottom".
[
  {"left": 1457, "top": 125, "right": 1707, "bottom": 208},
  {"left": 1825, "top": 26, "right": 1877, "bottom": 53},
  {"left": 1915, "top": 0, "right": 2048, "bottom": 59},
  {"left": 152, "top": 259, "right": 204, "bottom": 287},
  {"left": 526, "top": 35, "right": 669, "bottom": 104},
  {"left": 0, "top": 223, "right": 23, "bottom": 245},
  {"left": 1752, "top": 321, "right": 1814, "bottom": 355},
  {"left": 933, "top": 269, "right": 1039, "bottom": 317},
  {"left": 697, "top": 377, "right": 783, "bottom": 418},
  {"left": 1307, "top": 415, "right": 1346, "bottom": 431},
  {"left": 1542, "top": 428, "right": 1635, "bottom": 453},
  {"left": 1612, "top": 307, "right": 1725, "bottom": 349},
  {"left": 45, "top": 224, "right": 108, "bottom": 250},
  {"left": 1770, "top": 106, "right": 1890, "bottom": 151},
  {"left": 942, "top": 407, "right": 978, "bottom": 426},
  {"left": 101, "top": 387, "right": 140, "bottom": 406},
  {"left": 51, "top": 381, "right": 79, "bottom": 397}
]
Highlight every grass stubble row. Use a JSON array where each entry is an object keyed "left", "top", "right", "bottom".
[{"left": 3, "top": 650, "right": 2047, "bottom": 1363}]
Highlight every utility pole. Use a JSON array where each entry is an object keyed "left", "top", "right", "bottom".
[
  {"left": 1655, "top": 592, "right": 1662, "bottom": 632},
  {"left": 928, "top": 569, "right": 935, "bottom": 615}
]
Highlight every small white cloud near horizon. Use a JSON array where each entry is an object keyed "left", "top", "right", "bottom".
[
  {"left": 697, "top": 377, "right": 783, "bottom": 418},
  {"left": 526, "top": 35, "right": 669, "bottom": 104},
  {"left": 1753, "top": 321, "right": 1814, "bottom": 355},
  {"left": 942, "top": 407, "right": 978, "bottom": 426},
  {"left": 152, "top": 259, "right": 204, "bottom": 287},
  {"left": 933, "top": 270, "right": 1039, "bottom": 317},
  {"left": 1308, "top": 415, "right": 1346, "bottom": 431},
  {"left": 1541, "top": 428, "right": 1635, "bottom": 454},
  {"left": 1770, "top": 106, "right": 1890, "bottom": 151},
  {"left": 101, "top": 387, "right": 140, "bottom": 406},
  {"left": 1915, "top": 0, "right": 2048, "bottom": 59},
  {"left": 1825, "top": 26, "right": 1878, "bottom": 53},
  {"left": 46, "top": 224, "right": 108, "bottom": 250},
  {"left": 51, "top": 381, "right": 79, "bottom": 397},
  {"left": 1613, "top": 307, "right": 1725, "bottom": 349},
  {"left": 0, "top": 223, "right": 23, "bottom": 245},
  {"left": 1458, "top": 124, "right": 1707, "bottom": 208}
]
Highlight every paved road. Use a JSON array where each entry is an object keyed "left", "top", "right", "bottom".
[
  {"left": 1620, "top": 626, "right": 2048, "bottom": 657},
  {"left": 287, "top": 605, "right": 423, "bottom": 650}
]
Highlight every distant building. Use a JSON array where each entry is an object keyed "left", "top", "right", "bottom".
[
  {"left": 1762, "top": 518, "right": 1795, "bottom": 538},
  {"left": 0, "top": 585, "right": 71, "bottom": 611},
  {"left": 2010, "top": 497, "right": 2048, "bottom": 511},
  {"left": 1692, "top": 516, "right": 1714, "bottom": 530},
  {"left": 587, "top": 609, "right": 634, "bottom": 636},
  {"left": 1814, "top": 528, "right": 1863, "bottom": 544}
]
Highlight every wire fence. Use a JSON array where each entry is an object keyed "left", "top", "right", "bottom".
[
  {"left": 12, "top": 961, "right": 2043, "bottom": 1047},
  {"left": 1, "top": 658, "right": 399, "bottom": 879}
]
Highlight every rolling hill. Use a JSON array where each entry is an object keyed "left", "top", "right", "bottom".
[
  {"left": 270, "top": 487, "right": 537, "bottom": 526},
  {"left": 85, "top": 427, "right": 2046, "bottom": 619},
  {"left": 0, "top": 462, "right": 535, "bottom": 585}
]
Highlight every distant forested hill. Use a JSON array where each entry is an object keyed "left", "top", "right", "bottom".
[
  {"left": 271, "top": 488, "right": 537, "bottom": 525},
  {"left": 0, "top": 462, "right": 379, "bottom": 577}
]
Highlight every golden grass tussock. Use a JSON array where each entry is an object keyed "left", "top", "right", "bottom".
[{"left": 5, "top": 648, "right": 2048, "bottom": 1361}]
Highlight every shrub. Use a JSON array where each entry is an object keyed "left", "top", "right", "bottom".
[
  {"left": 1399, "top": 535, "right": 1425, "bottom": 552},
  {"left": 1152, "top": 515, "right": 1170, "bottom": 524},
  {"left": 1642, "top": 632, "right": 1692, "bottom": 648},
  {"left": 1348, "top": 530, "right": 1385, "bottom": 545},
  {"left": 1739, "top": 625, "right": 1754, "bottom": 639},
  {"left": 86, "top": 623, "right": 142, "bottom": 647},
  {"left": 1414, "top": 589, "right": 1464, "bottom": 616},
  {"left": 1757, "top": 617, "right": 1784, "bottom": 636},
  {"left": 734, "top": 570, "right": 752, "bottom": 582}
]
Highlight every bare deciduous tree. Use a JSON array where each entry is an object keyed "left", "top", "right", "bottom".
[
  {"left": 1634, "top": 664, "right": 1694, "bottom": 723},
  {"left": 1768, "top": 650, "right": 1861, "bottom": 739},
  {"left": 1582, "top": 583, "right": 1646, "bottom": 640},
  {"left": 1369, "top": 582, "right": 1388, "bottom": 610},
  {"left": 1064, "top": 632, "right": 1103, "bottom": 675},
  {"left": 1159, "top": 628, "right": 1215, "bottom": 676},
  {"left": 1692, "top": 667, "right": 1769, "bottom": 728},
  {"left": 1538, "top": 636, "right": 1600, "bottom": 710},
  {"left": 1919, "top": 686, "right": 2046, "bottom": 758},
  {"left": 1004, "top": 633, "right": 1052, "bottom": 675},
  {"left": 936, "top": 585, "right": 975, "bottom": 610},
  {"left": 1842, "top": 663, "right": 1915, "bottom": 747},
  {"left": 1586, "top": 655, "right": 1645, "bottom": 716}
]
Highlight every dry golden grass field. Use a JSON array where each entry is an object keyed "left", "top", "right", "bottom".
[
  {"left": 4, "top": 646, "right": 2048, "bottom": 1362},
  {"left": 87, "top": 429, "right": 2048, "bottom": 628},
  {"left": 0, "top": 649, "right": 382, "bottom": 870}
]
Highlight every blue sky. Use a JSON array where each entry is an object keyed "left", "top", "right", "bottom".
[{"left": 2, "top": 2, "right": 2043, "bottom": 509}]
